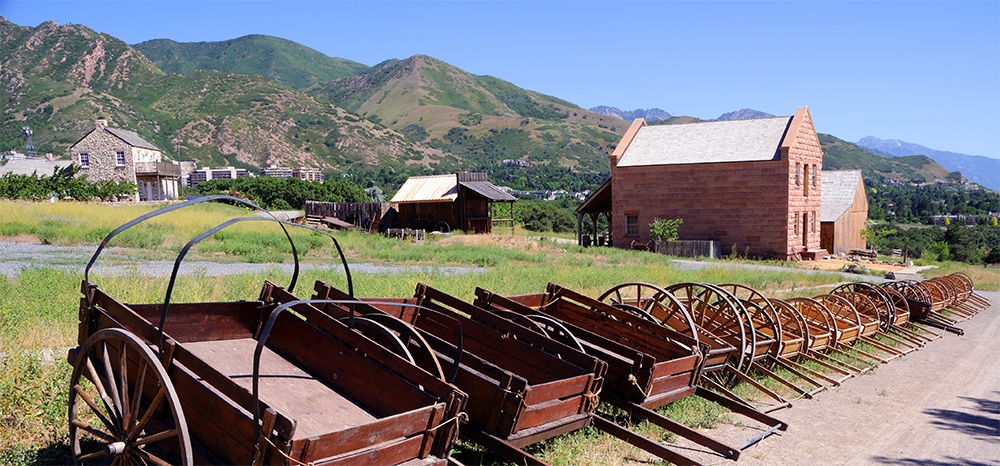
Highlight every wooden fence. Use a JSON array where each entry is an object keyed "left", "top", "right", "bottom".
[
  {"left": 657, "top": 240, "right": 722, "bottom": 259},
  {"left": 304, "top": 201, "right": 394, "bottom": 232}
]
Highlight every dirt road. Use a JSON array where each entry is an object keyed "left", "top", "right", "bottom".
[{"left": 681, "top": 291, "right": 1000, "bottom": 465}]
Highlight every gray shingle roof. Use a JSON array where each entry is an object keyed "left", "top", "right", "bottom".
[
  {"left": 106, "top": 127, "right": 159, "bottom": 150},
  {"left": 821, "top": 170, "right": 863, "bottom": 222},
  {"left": 616, "top": 116, "right": 792, "bottom": 167},
  {"left": 0, "top": 158, "right": 71, "bottom": 176}
]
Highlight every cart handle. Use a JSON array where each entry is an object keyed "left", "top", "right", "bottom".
[
  {"left": 157, "top": 217, "right": 353, "bottom": 354},
  {"left": 84, "top": 195, "right": 290, "bottom": 289}
]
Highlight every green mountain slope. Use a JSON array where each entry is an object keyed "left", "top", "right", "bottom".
[
  {"left": 134, "top": 35, "right": 370, "bottom": 90},
  {"left": 0, "top": 17, "right": 452, "bottom": 174},
  {"left": 309, "top": 55, "right": 626, "bottom": 178},
  {"left": 819, "top": 133, "right": 953, "bottom": 182}
]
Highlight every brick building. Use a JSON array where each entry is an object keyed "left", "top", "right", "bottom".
[
  {"left": 70, "top": 118, "right": 180, "bottom": 201},
  {"left": 599, "top": 107, "right": 826, "bottom": 260},
  {"left": 820, "top": 170, "right": 869, "bottom": 254}
]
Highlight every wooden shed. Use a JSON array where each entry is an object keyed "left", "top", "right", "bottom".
[
  {"left": 820, "top": 170, "right": 869, "bottom": 255},
  {"left": 390, "top": 173, "right": 516, "bottom": 234}
]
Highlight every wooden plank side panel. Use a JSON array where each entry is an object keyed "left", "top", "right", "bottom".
[
  {"left": 520, "top": 374, "right": 594, "bottom": 407},
  {"left": 312, "top": 435, "right": 430, "bottom": 466},
  {"left": 512, "top": 396, "right": 589, "bottom": 434},
  {"left": 128, "top": 301, "right": 262, "bottom": 342},
  {"left": 304, "top": 405, "right": 444, "bottom": 461}
]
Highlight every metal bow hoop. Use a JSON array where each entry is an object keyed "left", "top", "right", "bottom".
[
  {"left": 84, "top": 195, "right": 282, "bottom": 286},
  {"left": 156, "top": 216, "right": 354, "bottom": 354}
]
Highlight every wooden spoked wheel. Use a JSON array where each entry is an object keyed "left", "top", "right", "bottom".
[
  {"left": 597, "top": 282, "right": 700, "bottom": 344},
  {"left": 665, "top": 283, "right": 754, "bottom": 374},
  {"left": 69, "top": 328, "right": 192, "bottom": 465},
  {"left": 717, "top": 284, "right": 782, "bottom": 359},
  {"left": 832, "top": 283, "right": 895, "bottom": 331}
]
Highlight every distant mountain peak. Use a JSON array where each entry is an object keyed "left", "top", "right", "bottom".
[
  {"left": 715, "top": 108, "right": 774, "bottom": 121},
  {"left": 589, "top": 106, "right": 672, "bottom": 123}
]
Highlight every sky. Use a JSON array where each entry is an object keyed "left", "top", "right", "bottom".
[{"left": 2, "top": 0, "right": 998, "bottom": 159}]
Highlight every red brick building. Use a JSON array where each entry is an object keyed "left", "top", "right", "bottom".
[{"left": 604, "top": 107, "right": 826, "bottom": 260}]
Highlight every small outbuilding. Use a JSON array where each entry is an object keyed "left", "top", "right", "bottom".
[
  {"left": 390, "top": 172, "right": 516, "bottom": 234},
  {"left": 820, "top": 169, "right": 869, "bottom": 255}
]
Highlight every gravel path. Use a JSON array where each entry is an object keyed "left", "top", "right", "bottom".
[
  {"left": 0, "top": 241, "right": 487, "bottom": 278},
  {"left": 673, "top": 291, "right": 1000, "bottom": 466}
]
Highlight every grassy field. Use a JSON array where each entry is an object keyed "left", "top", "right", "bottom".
[{"left": 1, "top": 200, "right": 997, "bottom": 465}]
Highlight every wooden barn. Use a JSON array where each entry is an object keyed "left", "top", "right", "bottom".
[
  {"left": 820, "top": 170, "right": 869, "bottom": 255},
  {"left": 599, "top": 107, "right": 827, "bottom": 260},
  {"left": 390, "top": 173, "right": 516, "bottom": 234}
]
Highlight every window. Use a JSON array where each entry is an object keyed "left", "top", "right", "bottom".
[
  {"left": 625, "top": 214, "right": 639, "bottom": 237},
  {"left": 79, "top": 153, "right": 89, "bottom": 168},
  {"left": 811, "top": 211, "right": 816, "bottom": 233},
  {"left": 794, "top": 163, "right": 801, "bottom": 186},
  {"left": 811, "top": 165, "right": 817, "bottom": 188},
  {"left": 793, "top": 212, "right": 799, "bottom": 236},
  {"left": 115, "top": 151, "right": 127, "bottom": 167}
]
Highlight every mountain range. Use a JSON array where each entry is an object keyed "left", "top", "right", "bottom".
[
  {"left": 856, "top": 136, "right": 1000, "bottom": 192},
  {"left": 0, "top": 16, "right": 987, "bottom": 193}
]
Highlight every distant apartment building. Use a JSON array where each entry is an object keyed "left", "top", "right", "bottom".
[
  {"left": 260, "top": 165, "right": 323, "bottom": 181},
  {"left": 187, "top": 166, "right": 253, "bottom": 187}
]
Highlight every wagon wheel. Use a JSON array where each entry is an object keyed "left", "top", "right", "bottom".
[
  {"left": 879, "top": 287, "right": 912, "bottom": 326},
  {"left": 786, "top": 297, "right": 838, "bottom": 352},
  {"left": 665, "top": 283, "right": 753, "bottom": 375},
  {"left": 832, "top": 283, "right": 895, "bottom": 331},
  {"left": 69, "top": 328, "right": 192, "bottom": 465},
  {"left": 718, "top": 284, "right": 782, "bottom": 359},
  {"left": 597, "top": 282, "right": 700, "bottom": 345},
  {"left": 769, "top": 298, "right": 811, "bottom": 359}
]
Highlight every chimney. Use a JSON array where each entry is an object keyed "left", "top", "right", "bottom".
[{"left": 96, "top": 118, "right": 108, "bottom": 129}]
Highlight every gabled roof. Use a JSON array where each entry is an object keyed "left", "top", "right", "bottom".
[
  {"left": 105, "top": 127, "right": 159, "bottom": 150},
  {"left": 390, "top": 174, "right": 516, "bottom": 204},
  {"left": 460, "top": 181, "right": 516, "bottom": 202},
  {"left": 390, "top": 175, "right": 459, "bottom": 203},
  {"left": 821, "top": 170, "right": 864, "bottom": 222},
  {"left": 616, "top": 116, "right": 793, "bottom": 167}
]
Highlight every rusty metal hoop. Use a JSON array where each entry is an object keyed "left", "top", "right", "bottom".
[{"left": 69, "top": 328, "right": 192, "bottom": 465}]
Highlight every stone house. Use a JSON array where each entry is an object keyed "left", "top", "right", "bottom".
[
  {"left": 70, "top": 118, "right": 180, "bottom": 201},
  {"left": 820, "top": 170, "right": 869, "bottom": 254},
  {"left": 594, "top": 107, "right": 827, "bottom": 260}
]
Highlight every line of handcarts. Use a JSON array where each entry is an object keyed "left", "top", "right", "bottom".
[{"left": 67, "top": 197, "right": 992, "bottom": 465}]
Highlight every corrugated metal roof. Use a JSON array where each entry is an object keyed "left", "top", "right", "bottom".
[
  {"left": 460, "top": 181, "right": 517, "bottom": 202},
  {"left": 617, "top": 116, "right": 792, "bottom": 167},
  {"left": 106, "top": 127, "right": 159, "bottom": 150},
  {"left": 390, "top": 175, "right": 459, "bottom": 203},
  {"left": 821, "top": 170, "right": 863, "bottom": 222}
]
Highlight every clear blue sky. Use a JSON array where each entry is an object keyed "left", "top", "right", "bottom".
[{"left": 2, "top": 0, "right": 998, "bottom": 159}]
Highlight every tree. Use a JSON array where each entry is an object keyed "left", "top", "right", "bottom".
[{"left": 649, "top": 218, "right": 683, "bottom": 251}]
